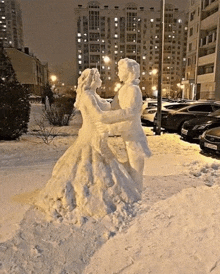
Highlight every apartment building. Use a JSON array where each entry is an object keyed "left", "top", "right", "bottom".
[
  {"left": 0, "top": 0, "right": 23, "bottom": 49},
  {"left": 74, "top": 1, "right": 187, "bottom": 98},
  {"left": 184, "top": 0, "right": 220, "bottom": 100}
]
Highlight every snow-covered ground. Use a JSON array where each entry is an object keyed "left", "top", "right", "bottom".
[{"left": 0, "top": 104, "right": 220, "bottom": 273}]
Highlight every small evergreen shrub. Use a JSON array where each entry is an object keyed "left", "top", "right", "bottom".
[
  {"left": 0, "top": 49, "right": 30, "bottom": 140},
  {"left": 45, "top": 96, "right": 75, "bottom": 126}
]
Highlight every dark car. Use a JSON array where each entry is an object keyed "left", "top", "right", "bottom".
[
  {"left": 154, "top": 101, "right": 220, "bottom": 133},
  {"left": 200, "top": 127, "right": 220, "bottom": 155},
  {"left": 181, "top": 109, "right": 220, "bottom": 141}
]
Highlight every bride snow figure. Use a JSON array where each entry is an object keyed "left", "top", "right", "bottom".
[{"left": 36, "top": 68, "right": 149, "bottom": 223}]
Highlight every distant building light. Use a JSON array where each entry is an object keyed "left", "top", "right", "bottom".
[
  {"left": 77, "top": 39, "right": 81, "bottom": 42},
  {"left": 143, "top": 56, "right": 146, "bottom": 59},
  {"left": 142, "top": 72, "right": 146, "bottom": 75},
  {"left": 150, "top": 19, "right": 154, "bottom": 22},
  {"left": 78, "top": 54, "right": 82, "bottom": 59},
  {"left": 142, "top": 87, "right": 145, "bottom": 90},
  {"left": 108, "top": 77, "right": 111, "bottom": 80},
  {"left": 77, "top": 33, "right": 81, "bottom": 37},
  {"left": 79, "top": 61, "right": 82, "bottom": 64},
  {"left": 178, "top": 19, "right": 182, "bottom": 23},
  {"left": 114, "top": 34, "right": 118, "bottom": 38},
  {"left": 114, "top": 17, "right": 118, "bottom": 21}
]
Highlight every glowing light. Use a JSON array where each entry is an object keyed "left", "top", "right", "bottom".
[
  {"left": 103, "top": 56, "right": 110, "bottom": 64},
  {"left": 50, "top": 75, "right": 57, "bottom": 82}
]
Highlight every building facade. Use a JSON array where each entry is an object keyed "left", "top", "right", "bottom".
[
  {"left": 74, "top": 1, "right": 187, "bottom": 98},
  {"left": 5, "top": 48, "right": 49, "bottom": 96},
  {"left": 0, "top": 0, "right": 23, "bottom": 49},
  {"left": 184, "top": 0, "right": 220, "bottom": 100}
]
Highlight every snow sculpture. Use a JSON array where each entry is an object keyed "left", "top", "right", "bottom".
[
  {"left": 35, "top": 67, "right": 147, "bottom": 223},
  {"left": 105, "top": 58, "right": 151, "bottom": 192}
]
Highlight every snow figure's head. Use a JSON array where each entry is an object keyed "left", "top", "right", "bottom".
[
  {"left": 75, "top": 68, "right": 102, "bottom": 109},
  {"left": 118, "top": 58, "right": 140, "bottom": 84}
]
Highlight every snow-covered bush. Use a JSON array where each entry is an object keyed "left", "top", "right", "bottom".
[
  {"left": 0, "top": 49, "right": 30, "bottom": 140},
  {"left": 45, "top": 96, "right": 75, "bottom": 126}
]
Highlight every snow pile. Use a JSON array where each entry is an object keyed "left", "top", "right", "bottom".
[
  {"left": 85, "top": 185, "right": 220, "bottom": 274},
  {"left": 187, "top": 161, "right": 220, "bottom": 186}
]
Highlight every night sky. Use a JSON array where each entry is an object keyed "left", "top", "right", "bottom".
[{"left": 18, "top": 0, "right": 189, "bottom": 85}]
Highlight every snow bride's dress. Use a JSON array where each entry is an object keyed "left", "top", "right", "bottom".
[{"left": 36, "top": 69, "right": 140, "bottom": 222}]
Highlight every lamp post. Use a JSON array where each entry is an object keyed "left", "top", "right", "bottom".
[
  {"left": 50, "top": 75, "right": 57, "bottom": 92},
  {"left": 155, "top": 0, "right": 165, "bottom": 136},
  {"left": 150, "top": 69, "right": 158, "bottom": 95}
]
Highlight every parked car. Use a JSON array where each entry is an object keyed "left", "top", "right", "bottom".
[
  {"left": 154, "top": 101, "right": 220, "bottom": 133},
  {"left": 200, "top": 127, "right": 220, "bottom": 155},
  {"left": 181, "top": 109, "right": 220, "bottom": 141},
  {"left": 141, "top": 102, "right": 189, "bottom": 125}
]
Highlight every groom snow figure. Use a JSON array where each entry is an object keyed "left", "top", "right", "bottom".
[{"left": 106, "top": 58, "right": 151, "bottom": 192}]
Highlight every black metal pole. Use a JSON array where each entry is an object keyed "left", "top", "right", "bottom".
[{"left": 155, "top": 0, "right": 165, "bottom": 135}]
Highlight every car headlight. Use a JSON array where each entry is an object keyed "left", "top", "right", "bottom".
[{"left": 193, "top": 124, "right": 208, "bottom": 130}]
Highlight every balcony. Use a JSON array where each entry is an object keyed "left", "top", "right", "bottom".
[
  {"left": 201, "top": 8, "right": 219, "bottom": 29},
  {"left": 198, "top": 52, "right": 215, "bottom": 65}
]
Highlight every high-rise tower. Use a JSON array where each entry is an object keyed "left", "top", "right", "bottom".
[
  {"left": 0, "top": 0, "right": 24, "bottom": 49},
  {"left": 74, "top": 1, "right": 187, "bottom": 98}
]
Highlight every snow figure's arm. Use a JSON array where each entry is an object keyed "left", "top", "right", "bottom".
[
  {"left": 101, "top": 86, "right": 142, "bottom": 124},
  {"left": 84, "top": 91, "right": 135, "bottom": 124}
]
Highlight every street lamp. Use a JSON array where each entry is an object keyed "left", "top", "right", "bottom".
[
  {"left": 155, "top": 0, "right": 165, "bottom": 136},
  {"left": 50, "top": 75, "right": 57, "bottom": 82},
  {"left": 150, "top": 69, "right": 158, "bottom": 93}
]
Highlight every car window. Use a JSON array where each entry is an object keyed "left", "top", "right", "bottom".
[
  {"left": 187, "top": 105, "right": 213, "bottom": 112},
  {"left": 165, "top": 103, "right": 190, "bottom": 110}
]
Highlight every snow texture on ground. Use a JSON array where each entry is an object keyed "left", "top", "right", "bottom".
[{"left": 0, "top": 104, "right": 220, "bottom": 273}]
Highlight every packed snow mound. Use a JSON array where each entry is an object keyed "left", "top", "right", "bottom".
[{"left": 85, "top": 185, "right": 220, "bottom": 274}]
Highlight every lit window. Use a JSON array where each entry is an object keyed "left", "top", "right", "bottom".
[
  {"left": 150, "top": 19, "right": 154, "bottom": 22},
  {"left": 114, "top": 34, "right": 118, "bottom": 38},
  {"left": 143, "top": 56, "right": 146, "bottom": 59},
  {"left": 155, "top": 46, "right": 158, "bottom": 49},
  {"left": 77, "top": 33, "right": 81, "bottom": 37},
  {"left": 142, "top": 87, "right": 145, "bottom": 90},
  {"left": 142, "top": 72, "right": 146, "bottom": 75},
  {"left": 115, "top": 23, "right": 118, "bottom": 27},
  {"left": 78, "top": 39, "right": 81, "bottom": 42},
  {"left": 155, "top": 36, "right": 158, "bottom": 39},
  {"left": 185, "top": 27, "right": 188, "bottom": 30},
  {"left": 178, "top": 19, "right": 182, "bottom": 23},
  {"left": 172, "top": 36, "right": 175, "bottom": 38},
  {"left": 78, "top": 55, "right": 82, "bottom": 59},
  {"left": 102, "top": 40, "right": 105, "bottom": 42},
  {"left": 114, "top": 17, "right": 118, "bottom": 21},
  {"left": 183, "top": 58, "right": 186, "bottom": 61},
  {"left": 2, "top": 16, "right": 5, "bottom": 19},
  {"left": 79, "top": 61, "right": 82, "bottom": 64},
  {"left": 115, "top": 51, "right": 118, "bottom": 54},
  {"left": 108, "top": 77, "right": 111, "bottom": 80}
]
